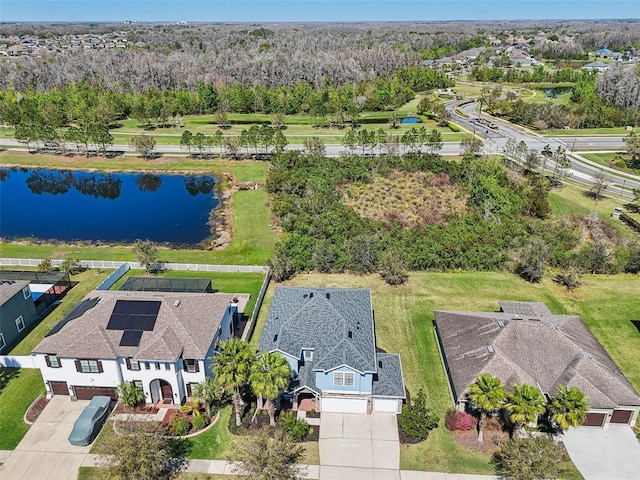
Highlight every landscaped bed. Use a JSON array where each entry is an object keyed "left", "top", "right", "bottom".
[{"left": 24, "top": 395, "right": 50, "bottom": 424}]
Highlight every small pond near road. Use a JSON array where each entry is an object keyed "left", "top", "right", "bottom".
[{"left": 0, "top": 168, "right": 220, "bottom": 246}]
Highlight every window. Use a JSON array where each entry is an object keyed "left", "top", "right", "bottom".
[
  {"left": 75, "top": 359, "right": 102, "bottom": 373},
  {"left": 164, "top": 362, "right": 171, "bottom": 371},
  {"left": 145, "top": 362, "right": 150, "bottom": 370},
  {"left": 183, "top": 359, "right": 199, "bottom": 373},
  {"left": 23, "top": 286, "right": 31, "bottom": 299},
  {"left": 45, "top": 355, "right": 61, "bottom": 368},
  {"left": 333, "top": 371, "right": 355, "bottom": 387},
  {"left": 133, "top": 380, "right": 143, "bottom": 390},
  {"left": 0, "top": 333, "right": 6, "bottom": 351},
  {"left": 15, "top": 315, "right": 25, "bottom": 332},
  {"left": 126, "top": 358, "right": 140, "bottom": 371},
  {"left": 154, "top": 362, "right": 161, "bottom": 370},
  {"left": 303, "top": 350, "right": 314, "bottom": 361}
]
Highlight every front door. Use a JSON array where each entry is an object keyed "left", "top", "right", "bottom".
[{"left": 160, "top": 381, "right": 173, "bottom": 402}]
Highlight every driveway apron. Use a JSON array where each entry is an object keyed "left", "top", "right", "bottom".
[
  {"left": 562, "top": 425, "right": 640, "bottom": 480},
  {"left": 0, "top": 396, "right": 93, "bottom": 480},
  {"left": 319, "top": 412, "right": 400, "bottom": 480}
]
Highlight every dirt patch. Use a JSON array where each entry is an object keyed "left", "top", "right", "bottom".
[
  {"left": 342, "top": 170, "right": 466, "bottom": 228},
  {"left": 25, "top": 396, "right": 49, "bottom": 424},
  {"left": 229, "top": 409, "right": 319, "bottom": 442}
]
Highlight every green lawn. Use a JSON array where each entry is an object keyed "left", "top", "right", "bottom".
[
  {"left": 269, "top": 271, "right": 640, "bottom": 474},
  {"left": 0, "top": 368, "right": 44, "bottom": 449},
  {"left": 0, "top": 151, "right": 267, "bottom": 183},
  {"left": 184, "top": 406, "right": 234, "bottom": 460},
  {"left": 78, "top": 468, "right": 236, "bottom": 480},
  {"left": 543, "top": 127, "right": 630, "bottom": 136}
]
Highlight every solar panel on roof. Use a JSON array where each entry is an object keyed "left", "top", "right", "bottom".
[
  {"left": 107, "top": 300, "right": 160, "bottom": 331},
  {"left": 46, "top": 297, "right": 101, "bottom": 336},
  {"left": 119, "top": 330, "right": 143, "bottom": 347}
]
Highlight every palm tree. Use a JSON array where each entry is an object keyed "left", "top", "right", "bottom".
[
  {"left": 467, "top": 373, "right": 505, "bottom": 442},
  {"left": 504, "top": 383, "right": 546, "bottom": 438},
  {"left": 549, "top": 385, "right": 588, "bottom": 432},
  {"left": 213, "top": 338, "right": 253, "bottom": 427},
  {"left": 250, "top": 351, "right": 292, "bottom": 426},
  {"left": 192, "top": 377, "right": 224, "bottom": 418}
]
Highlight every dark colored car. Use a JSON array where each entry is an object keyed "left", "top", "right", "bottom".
[{"left": 68, "top": 395, "right": 112, "bottom": 446}]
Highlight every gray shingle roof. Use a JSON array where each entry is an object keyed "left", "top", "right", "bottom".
[
  {"left": 33, "top": 290, "right": 248, "bottom": 361},
  {"left": 372, "top": 354, "right": 406, "bottom": 398},
  {"left": 434, "top": 303, "right": 640, "bottom": 409},
  {"left": 0, "top": 280, "right": 29, "bottom": 306},
  {"left": 259, "top": 287, "right": 377, "bottom": 373}
]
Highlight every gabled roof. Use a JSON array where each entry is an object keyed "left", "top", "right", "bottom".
[
  {"left": 258, "top": 287, "right": 376, "bottom": 374},
  {"left": 372, "top": 354, "right": 406, "bottom": 398},
  {"left": 34, "top": 290, "right": 247, "bottom": 361},
  {"left": 434, "top": 302, "right": 640, "bottom": 409}
]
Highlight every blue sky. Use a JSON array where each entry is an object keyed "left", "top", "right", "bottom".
[{"left": 2, "top": 1, "right": 639, "bottom": 23}]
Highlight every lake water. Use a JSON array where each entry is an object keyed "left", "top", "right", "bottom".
[
  {"left": 0, "top": 168, "right": 220, "bottom": 246},
  {"left": 544, "top": 87, "right": 573, "bottom": 98}
]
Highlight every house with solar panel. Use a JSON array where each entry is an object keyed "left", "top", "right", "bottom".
[
  {"left": 258, "top": 287, "right": 406, "bottom": 414},
  {"left": 32, "top": 286, "right": 249, "bottom": 404}
]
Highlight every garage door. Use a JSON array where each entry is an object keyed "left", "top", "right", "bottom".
[
  {"left": 321, "top": 397, "right": 368, "bottom": 414},
  {"left": 610, "top": 410, "right": 633, "bottom": 424},
  {"left": 373, "top": 398, "right": 399, "bottom": 413},
  {"left": 50, "top": 381, "right": 69, "bottom": 396},
  {"left": 74, "top": 386, "right": 118, "bottom": 400},
  {"left": 582, "top": 412, "right": 606, "bottom": 427}
]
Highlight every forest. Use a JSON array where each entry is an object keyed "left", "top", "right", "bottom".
[{"left": 266, "top": 151, "right": 640, "bottom": 283}]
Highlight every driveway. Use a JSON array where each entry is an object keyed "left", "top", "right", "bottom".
[
  {"left": 562, "top": 426, "right": 640, "bottom": 480},
  {"left": 0, "top": 396, "right": 95, "bottom": 480},
  {"left": 319, "top": 412, "right": 400, "bottom": 480}
]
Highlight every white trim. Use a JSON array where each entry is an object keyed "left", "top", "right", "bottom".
[
  {"left": 0, "top": 333, "right": 5, "bottom": 350},
  {"left": 322, "top": 363, "right": 368, "bottom": 375},
  {"left": 333, "top": 371, "right": 355, "bottom": 387},
  {"left": 303, "top": 349, "right": 314, "bottom": 361},
  {"left": 22, "top": 286, "right": 31, "bottom": 299},
  {"left": 15, "top": 315, "right": 25, "bottom": 332}
]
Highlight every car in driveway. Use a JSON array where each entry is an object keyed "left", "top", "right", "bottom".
[{"left": 68, "top": 395, "right": 112, "bottom": 446}]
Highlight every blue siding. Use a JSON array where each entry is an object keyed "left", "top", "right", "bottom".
[{"left": 315, "top": 366, "right": 373, "bottom": 394}]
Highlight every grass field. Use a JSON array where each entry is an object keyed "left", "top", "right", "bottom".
[
  {"left": 0, "top": 368, "right": 44, "bottom": 450},
  {"left": 0, "top": 150, "right": 268, "bottom": 183},
  {"left": 543, "top": 127, "right": 630, "bottom": 136},
  {"left": 78, "top": 468, "right": 237, "bottom": 480},
  {"left": 266, "top": 271, "right": 640, "bottom": 474}
]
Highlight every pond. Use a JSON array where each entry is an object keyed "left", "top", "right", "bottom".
[
  {"left": 0, "top": 168, "right": 220, "bottom": 246},
  {"left": 544, "top": 87, "right": 573, "bottom": 98}
]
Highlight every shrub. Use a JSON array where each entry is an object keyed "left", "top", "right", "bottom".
[
  {"left": 555, "top": 266, "right": 582, "bottom": 290},
  {"left": 444, "top": 408, "right": 474, "bottom": 432},
  {"left": 60, "top": 256, "right": 85, "bottom": 275},
  {"left": 398, "top": 389, "right": 439, "bottom": 441},
  {"left": 191, "top": 413, "right": 209, "bottom": 431},
  {"left": 448, "top": 122, "right": 460, "bottom": 132},
  {"left": 280, "top": 412, "right": 310, "bottom": 441},
  {"left": 117, "top": 381, "right": 145, "bottom": 407},
  {"left": 171, "top": 414, "right": 191, "bottom": 436}
]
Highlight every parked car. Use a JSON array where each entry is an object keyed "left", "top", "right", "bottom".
[{"left": 68, "top": 395, "right": 112, "bottom": 446}]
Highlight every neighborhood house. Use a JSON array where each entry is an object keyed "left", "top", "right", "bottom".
[
  {"left": 258, "top": 286, "right": 405, "bottom": 414},
  {"left": 434, "top": 301, "right": 640, "bottom": 428},
  {"left": 32, "top": 289, "right": 248, "bottom": 404}
]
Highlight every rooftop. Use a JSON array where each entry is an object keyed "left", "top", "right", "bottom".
[
  {"left": 34, "top": 290, "right": 248, "bottom": 361},
  {"left": 0, "top": 280, "right": 30, "bottom": 306},
  {"left": 435, "top": 302, "right": 640, "bottom": 409}
]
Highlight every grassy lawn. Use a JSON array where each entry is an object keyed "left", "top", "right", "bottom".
[
  {"left": 267, "top": 271, "right": 640, "bottom": 474},
  {"left": 0, "top": 368, "right": 44, "bottom": 449},
  {"left": 78, "top": 466, "right": 237, "bottom": 480},
  {"left": 0, "top": 151, "right": 267, "bottom": 183},
  {"left": 543, "top": 127, "right": 630, "bottom": 136},
  {"left": 112, "top": 269, "right": 266, "bottom": 320},
  {"left": 0, "top": 188, "right": 276, "bottom": 265}
]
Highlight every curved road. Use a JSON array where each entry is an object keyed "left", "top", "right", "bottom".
[{"left": 446, "top": 101, "right": 639, "bottom": 198}]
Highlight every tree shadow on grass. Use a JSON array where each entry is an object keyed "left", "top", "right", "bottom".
[{"left": 0, "top": 367, "right": 21, "bottom": 395}]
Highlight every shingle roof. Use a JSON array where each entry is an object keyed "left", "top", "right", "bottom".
[
  {"left": 258, "top": 287, "right": 377, "bottom": 374},
  {"left": 33, "top": 290, "right": 248, "bottom": 361},
  {"left": 434, "top": 303, "right": 640, "bottom": 409},
  {"left": 0, "top": 280, "right": 29, "bottom": 306},
  {"left": 372, "top": 354, "right": 406, "bottom": 398}
]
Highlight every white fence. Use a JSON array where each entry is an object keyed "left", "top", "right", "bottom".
[
  {"left": 0, "top": 355, "right": 36, "bottom": 369},
  {"left": 0, "top": 258, "right": 269, "bottom": 273}
]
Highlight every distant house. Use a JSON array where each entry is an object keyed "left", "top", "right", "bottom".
[
  {"left": 582, "top": 61, "right": 609, "bottom": 72},
  {"left": 32, "top": 289, "right": 248, "bottom": 404},
  {"left": 434, "top": 301, "right": 640, "bottom": 428},
  {"left": 258, "top": 287, "right": 405, "bottom": 414},
  {"left": 596, "top": 48, "right": 622, "bottom": 60},
  {"left": 0, "top": 280, "right": 37, "bottom": 353}
]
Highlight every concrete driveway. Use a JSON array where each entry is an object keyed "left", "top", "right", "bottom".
[
  {"left": 319, "top": 412, "right": 400, "bottom": 480},
  {"left": 0, "top": 396, "right": 96, "bottom": 480},
  {"left": 562, "top": 426, "right": 640, "bottom": 480}
]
